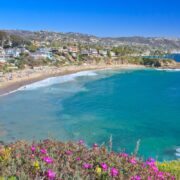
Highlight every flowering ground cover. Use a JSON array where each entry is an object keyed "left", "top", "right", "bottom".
[{"left": 0, "top": 139, "right": 178, "bottom": 180}]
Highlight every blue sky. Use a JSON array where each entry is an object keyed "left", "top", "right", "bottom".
[{"left": 0, "top": 0, "right": 180, "bottom": 37}]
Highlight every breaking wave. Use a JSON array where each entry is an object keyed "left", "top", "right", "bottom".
[{"left": 18, "top": 71, "right": 97, "bottom": 91}]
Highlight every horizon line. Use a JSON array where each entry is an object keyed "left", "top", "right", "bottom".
[{"left": 1, "top": 28, "right": 180, "bottom": 39}]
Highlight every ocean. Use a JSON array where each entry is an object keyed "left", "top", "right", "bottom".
[
  {"left": 0, "top": 68, "right": 180, "bottom": 161},
  {"left": 165, "top": 54, "right": 180, "bottom": 62}
]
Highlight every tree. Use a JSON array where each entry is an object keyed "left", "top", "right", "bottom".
[
  {"left": 0, "top": 31, "right": 8, "bottom": 47},
  {"left": 10, "top": 35, "right": 24, "bottom": 47},
  {"left": 26, "top": 44, "right": 38, "bottom": 52}
]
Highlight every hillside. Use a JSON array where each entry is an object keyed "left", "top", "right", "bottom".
[{"left": 1, "top": 30, "right": 180, "bottom": 50}]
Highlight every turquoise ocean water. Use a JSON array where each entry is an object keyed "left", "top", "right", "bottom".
[
  {"left": 146, "top": 53, "right": 180, "bottom": 62},
  {"left": 0, "top": 67, "right": 180, "bottom": 161},
  {"left": 166, "top": 54, "right": 180, "bottom": 62}
]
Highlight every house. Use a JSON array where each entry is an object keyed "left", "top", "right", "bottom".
[
  {"left": 68, "top": 46, "right": 78, "bottom": 53},
  {"left": 71, "top": 53, "right": 77, "bottom": 58},
  {"left": 170, "top": 49, "right": 180, "bottom": 54},
  {"left": 99, "top": 50, "right": 108, "bottom": 56},
  {"left": 0, "top": 47, "right": 6, "bottom": 62},
  {"left": 38, "top": 48, "right": 51, "bottom": 53},
  {"left": 0, "top": 55, "right": 6, "bottom": 63},
  {"left": 110, "top": 51, "right": 116, "bottom": 57},
  {"left": 5, "top": 48, "right": 21, "bottom": 58},
  {"left": 89, "top": 48, "right": 98, "bottom": 56},
  {"left": 0, "top": 47, "right": 5, "bottom": 55},
  {"left": 58, "top": 47, "right": 64, "bottom": 52},
  {"left": 30, "top": 51, "right": 53, "bottom": 60},
  {"left": 31, "top": 48, "right": 53, "bottom": 60},
  {"left": 19, "top": 47, "right": 30, "bottom": 54},
  {"left": 81, "top": 50, "right": 89, "bottom": 56},
  {"left": 141, "top": 50, "right": 151, "bottom": 56}
]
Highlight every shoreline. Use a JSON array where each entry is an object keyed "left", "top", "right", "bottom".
[{"left": 0, "top": 64, "right": 145, "bottom": 96}]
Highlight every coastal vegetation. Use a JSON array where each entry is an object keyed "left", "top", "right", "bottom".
[{"left": 0, "top": 140, "right": 179, "bottom": 180}]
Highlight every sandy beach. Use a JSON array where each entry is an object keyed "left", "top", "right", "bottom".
[{"left": 0, "top": 64, "right": 145, "bottom": 96}]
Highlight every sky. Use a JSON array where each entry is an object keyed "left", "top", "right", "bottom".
[{"left": 0, "top": 0, "right": 180, "bottom": 37}]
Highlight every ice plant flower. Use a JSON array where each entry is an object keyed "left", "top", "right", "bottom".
[
  {"left": 110, "top": 167, "right": 119, "bottom": 177},
  {"left": 31, "top": 154, "right": 35, "bottom": 159},
  {"left": 146, "top": 158, "right": 156, "bottom": 167},
  {"left": 96, "top": 166, "right": 102, "bottom": 174},
  {"left": 148, "top": 158, "right": 155, "bottom": 163},
  {"left": 93, "top": 143, "right": 98, "bottom": 148},
  {"left": 158, "top": 172, "right": 164, "bottom": 178},
  {"left": 131, "top": 175, "right": 142, "bottom": 180},
  {"left": 78, "top": 139, "right": 84, "bottom": 145},
  {"left": 130, "top": 158, "right": 137, "bottom": 165},
  {"left": 46, "top": 169, "right": 56, "bottom": 179},
  {"left": 119, "top": 153, "right": 128, "bottom": 157},
  {"left": 65, "top": 150, "right": 73, "bottom": 155},
  {"left": 40, "top": 149, "right": 48, "bottom": 154},
  {"left": 76, "top": 157, "right": 81, "bottom": 161},
  {"left": 152, "top": 165, "right": 158, "bottom": 173},
  {"left": 31, "top": 146, "right": 36, "bottom": 152},
  {"left": 43, "top": 157, "right": 53, "bottom": 164},
  {"left": 83, "top": 163, "right": 93, "bottom": 169},
  {"left": 100, "top": 163, "right": 108, "bottom": 171}
]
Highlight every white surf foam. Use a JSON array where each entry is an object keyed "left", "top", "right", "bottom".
[
  {"left": 0, "top": 89, "right": 19, "bottom": 97},
  {"left": 156, "top": 68, "right": 180, "bottom": 72},
  {"left": 175, "top": 153, "right": 180, "bottom": 157},
  {"left": 175, "top": 148, "right": 180, "bottom": 157},
  {"left": 18, "top": 70, "right": 97, "bottom": 91},
  {"left": 176, "top": 148, "right": 180, "bottom": 153}
]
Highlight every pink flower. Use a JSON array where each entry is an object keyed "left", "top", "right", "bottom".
[
  {"left": 31, "top": 146, "right": 36, "bottom": 152},
  {"left": 148, "top": 158, "right": 155, "bottom": 163},
  {"left": 152, "top": 165, "right": 158, "bottom": 173},
  {"left": 46, "top": 169, "right": 56, "bottom": 179},
  {"left": 100, "top": 163, "right": 108, "bottom": 171},
  {"left": 130, "top": 158, "right": 137, "bottom": 165},
  {"left": 119, "top": 153, "right": 128, "bottom": 157},
  {"left": 31, "top": 154, "right": 35, "bottom": 159},
  {"left": 65, "top": 150, "right": 73, "bottom": 155},
  {"left": 40, "top": 149, "right": 48, "bottom": 154},
  {"left": 83, "top": 163, "right": 93, "bottom": 169},
  {"left": 78, "top": 139, "right": 84, "bottom": 145},
  {"left": 93, "top": 143, "right": 98, "bottom": 148},
  {"left": 110, "top": 167, "right": 119, "bottom": 177},
  {"left": 158, "top": 172, "right": 164, "bottom": 178},
  {"left": 76, "top": 157, "right": 81, "bottom": 161},
  {"left": 131, "top": 175, "right": 141, "bottom": 180},
  {"left": 141, "top": 163, "right": 146, "bottom": 168},
  {"left": 43, "top": 157, "right": 54, "bottom": 164}
]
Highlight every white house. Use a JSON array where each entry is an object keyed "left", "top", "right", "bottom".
[
  {"left": 30, "top": 51, "right": 53, "bottom": 60},
  {"left": 81, "top": 50, "right": 89, "bottom": 55},
  {"left": 5, "top": 48, "right": 21, "bottom": 58},
  {"left": 110, "top": 51, "right": 116, "bottom": 57},
  {"left": 0, "top": 47, "right": 5, "bottom": 55},
  {"left": 0, "top": 55, "right": 6, "bottom": 63},
  {"left": 99, "top": 50, "right": 108, "bottom": 56},
  {"left": 89, "top": 48, "right": 98, "bottom": 55}
]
